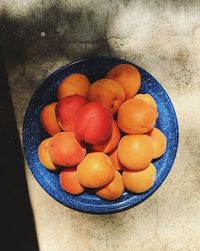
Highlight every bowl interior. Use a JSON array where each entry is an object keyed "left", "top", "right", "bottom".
[{"left": 23, "top": 57, "right": 178, "bottom": 214}]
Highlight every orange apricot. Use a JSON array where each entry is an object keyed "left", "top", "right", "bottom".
[
  {"left": 96, "top": 170, "right": 124, "bottom": 200},
  {"left": 106, "top": 64, "right": 141, "bottom": 100},
  {"left": 108, "top": 148, "right": 125, "bottom": 171},
  {"left": 38, "top": 138, "right": 57, "bottom": 171},
  {"left": 77, "top": 152, "right": 115, "bottom": 188},
  {"left": 60, "top": 167, "right": 84, "bottom": 195},
  {"left": 122, "top": 163, "right": 157, "bottom": 193},
  {"left": 147, "top": 128, "right": 167, "bottom": 159},
  {"left": 48, "top": 132, "right": 86, "bottom": 166},
  {"left": 88, "top": 79, "right": 125, "bottom": 113},
  {"left": 40, "top": 102, "right": 61, "bottom": 136},
  {"left": 57, "top": 73, "right": 90, "bottom": 99},
  {"left": 92, "top": 120, "right": 121, "bottom": 154},
  {"left": 118, "top": 135, "right": 153, "bottom": 171},
  {"left": 133, "top": 94, "right": 157, "bottom": 110},
  {"left": 117, "top": 98, "right": 158, "bottom": 134}
]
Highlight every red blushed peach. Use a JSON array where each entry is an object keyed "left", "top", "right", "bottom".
[
  {"left": 40, "top": 102, "right": 61, "bottom": 136},
  {"left": 57, "top": 73, "right": 90, "bottom": 99},
  {"left": 92, "top": 120, "right": 120, "bottom": 153},
  {"left": 74, "top": 102, "right": 113, "bottom": 144},
  {"left": 77, "top": 152, "right": 115, "bottom": 188},
  {"left": 38, "top": 138, "right": 57, "bottom": 171},
  {"left": 48, "top": 132, "right": 86, "bottom": 166},
  {"left": 60, "top": 167, "right": 84, "bottom": 195},
  {"left": 108, "top": 148, "right": 125, "bottom": 171},
  {"left": 56, "top": 95, "right": 87, "bottom": 131},
  {"left": 96, "top": 170, "right": 124, "bottom": 200}
]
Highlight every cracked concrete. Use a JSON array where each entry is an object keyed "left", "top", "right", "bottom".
[{"left": 1, "top": 0, "right": 200, "bottom": 250}]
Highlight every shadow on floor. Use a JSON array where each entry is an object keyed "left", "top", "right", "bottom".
[
  {"left": 0, "top": 4, "right": 116, "bottom": 250},
  {"left": 0, "top": 47, "right": 39, "bottom": 251}
]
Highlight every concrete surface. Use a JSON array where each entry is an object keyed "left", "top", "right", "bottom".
[{"left": 1, "top": 0, "right": 200, "bottom": 250}]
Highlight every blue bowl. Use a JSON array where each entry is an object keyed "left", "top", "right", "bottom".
[{"left": 22, "top": 57, "right": 179, "bottom": 214}]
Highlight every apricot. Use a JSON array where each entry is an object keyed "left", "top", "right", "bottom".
[
  {"left": 60, "top": 167, "right": 84, "bottom": 195},
  {"left": 77, "top": 152, "right": 115, "bottom": 188},
  {"left": 96, "top": 170, "right": 124, "bottom": 200},
  {"left": 133, "top": 94, "right": 157, "bottom": 110},
  {"left": 38, "top": 138, "right": 57, "bottom": 171},
  {"left": 108, "top": 148, "right": 125, "bottom": 171},
  {"left": 48, "top": 132, "right": 86, "bottom": 166},
  {"left": 118, "top": 98, "right": 158, "bottom": 134},
  {"left": 56, "top": 95, "right": 87, "bottom": 131},
  {"left": 118, "top": 135, "right": 153, "bottom": 171},
  {"left": 74, "top": 102, "right": 113, "bottom": 144},
  {"left": 88, "top": 79, "right": 125, "bottom": 113},
  {"left": 40, "top": 102, "right": 61, "bottom": 136},
  {"left": 92, "top": 120, "right": 120, "bottom": 154},
  {"left": 106, "top": 64, "right": 141, "bottom": 100},
  {"left": 57, "top": 73, "right": 90, "bottom": 99},
  {"left": 147, "top": 128, "right": 167, "bottom": 159},
  {"left": 122, "top": 163, "right": 157, "bottom": 193}
]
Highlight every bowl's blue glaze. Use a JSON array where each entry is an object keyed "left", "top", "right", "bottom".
[{"left": 22, "top": 57, "right": 179, "bottom": 214}]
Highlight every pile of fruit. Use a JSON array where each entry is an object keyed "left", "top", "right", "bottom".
[{"left": 38, "top": 64, "right": 167, "bottom": 200}]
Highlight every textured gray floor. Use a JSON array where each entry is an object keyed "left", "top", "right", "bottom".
[{"left": 1, "top": 1, "right": 200, "bottom": 250}]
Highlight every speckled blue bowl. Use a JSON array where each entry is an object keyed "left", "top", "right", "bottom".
[{"left": 22, "top": 57, "right": 179, "bottom": 214}]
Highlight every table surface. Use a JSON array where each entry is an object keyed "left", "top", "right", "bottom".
[{"left": 1, "top": 0, "right": 200, "bottom": 250}]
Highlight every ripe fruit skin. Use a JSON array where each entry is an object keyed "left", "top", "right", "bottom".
[
  {"left": 88, "top": 79, "right": 125, "bottom": 113},
  {"left": 77, "top": 152, "right": 115, "bottom": 188},
  {"left": 56, "top": 95, "right": 87, "bottom": 131},
  {"left": 117, "top": 98, "right": 158, "bottom": 134},
  {"left": 133, "top": 94, "right": 157, "bottom": 110},
  {"left": 118, "top": 135, "right": 153, "bottom": 171},
  {"left": 107, "top": 148, "right": 125, "bottom": 171},
  {"left": 48, "top": 132, "right": 86, "bottom": 166},
  {"left": 96, "top": 170, "right": 124, "bottom": 200},
  {"left": 38, "top": 138, "right": 57, "bottom": 171},
  {"left": 57, "top": 73, "right": 90, "bottom": 99},
  {"left": 122, "top": 163, "right": 157, "bottom": 193},
  {"left": 147, "top": 128, "right": 167, "bottom": 159},
  {"left": 106, "top": 64, "right": 141, "bottom": 100},
  {"left": 92, "top": 120, "right": 121, "bottom": 154},
  {"left": 40, "top": 102, "right": 61, "bottom": 136},
  {"left": 74, "top": 102, "right": 113, "bottom": 144},
  {"left": 60, "top": 167, "right": 84, "bottom": 195}
]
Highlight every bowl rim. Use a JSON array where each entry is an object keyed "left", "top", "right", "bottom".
[{"left": 22, "top": 56, "right": 179, "bottom": 214}]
